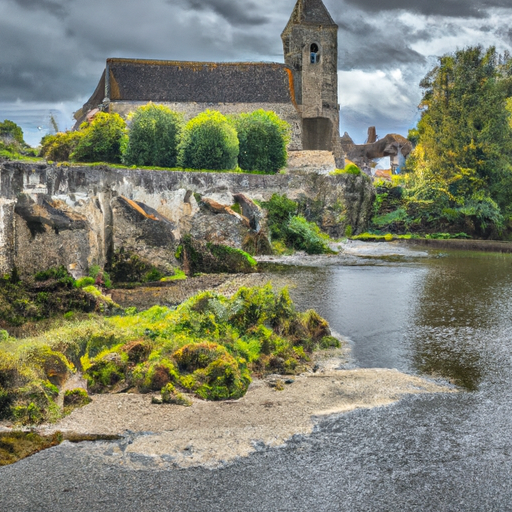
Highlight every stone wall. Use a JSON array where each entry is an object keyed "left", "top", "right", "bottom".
[
  {"left": 110, "top": 101, "right": 303, "bottom": 151},
  {"left": 0, "top": 162, "right": 374, "bottom": 276}
]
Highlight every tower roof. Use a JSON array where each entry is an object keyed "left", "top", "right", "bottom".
[{"left": 284, "top": 0, "right": 337, "bottom": 31}]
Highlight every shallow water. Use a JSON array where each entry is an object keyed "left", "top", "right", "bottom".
[{"left": 1, "top": 246, "right": 512, "bottom": 511}]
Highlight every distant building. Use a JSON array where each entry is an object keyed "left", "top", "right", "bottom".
[{"left": 75, "top": 0, "right": 343, "bottom": 165}]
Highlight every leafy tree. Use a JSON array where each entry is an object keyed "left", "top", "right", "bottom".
[
  {"left": 123, "top": 103, "right": 184, "bottom": 167},
  {"left": 403, "top": 46, "right": 512, "bottom": 234},
  {"left": 232, "top": 110, "right": 290, "bottom": 173},
  {"left": 177, "top": 110, "right": 239, "bottom": 170},
  {"left": 0, "top": 120, "right": 24, "bottom": 144},
  {"left": 411, "top": 46, "right": 512, "bottom": 212},
  {"left": 72, "top": 112, "right": 127, "bottom": 163}
]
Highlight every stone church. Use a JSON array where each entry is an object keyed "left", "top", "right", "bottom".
[{"left": 75, "top": 0, "right": 343, "bottom": 164}]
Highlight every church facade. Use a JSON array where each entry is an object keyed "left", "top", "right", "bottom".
[{"left": 75, "top": 0, "right": 342, "bottom": 162}]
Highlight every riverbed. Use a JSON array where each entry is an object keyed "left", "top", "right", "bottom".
[{"left": 1, "top": 243, "right": 511, "bottom": 511}]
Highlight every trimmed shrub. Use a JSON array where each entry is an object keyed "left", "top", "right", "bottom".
[
  {"left": 40, "top": 131, "right": 84, "bottom": 161},
  {"left": 123, "top": 103, "right": 184, "bottom": 167},
  {"left": 233, "top": 110, "right": 290, "bottom": 173},
  {"left": 178, "top": 110, "right": 239, "bottom": 170},
  {"left": 72, "top": 112, "right": 126, "bottom": 163}
]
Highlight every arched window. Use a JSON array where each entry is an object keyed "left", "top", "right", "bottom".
[{"left": 310, "top": 43, "right": 319, "bottom": 64}]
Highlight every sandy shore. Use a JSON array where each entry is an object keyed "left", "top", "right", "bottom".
[{"left": 38, "top": 349, "right": 455, "bottom": 469}]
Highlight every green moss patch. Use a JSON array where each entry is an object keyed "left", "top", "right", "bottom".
[{"left": 0, "top": 284, "right": 339, "bottom": 424}]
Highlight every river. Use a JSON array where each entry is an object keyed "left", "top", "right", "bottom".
[{"left": 1, "top": 245, "right": 512, "bottom": 511}]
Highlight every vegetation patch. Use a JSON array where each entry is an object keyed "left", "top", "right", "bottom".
[
  {"left": 261, "top": 194, "right": 334, "bottom": 254},
  {"left": 0, "top": 284, "right": 339, "bottom": 424},
  {"left": 0, "top": 268, "right": 111, "bottom": 327},
  {"left": 178, "top": 236, "right": 257, "bottom": 275},
  {"left": 0, "top": 431, "right": 63, "bottom": 467}
]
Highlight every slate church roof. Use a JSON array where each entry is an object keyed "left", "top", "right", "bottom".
[{"left": 77, "top": 59, "right": 296, "bottom": 122}]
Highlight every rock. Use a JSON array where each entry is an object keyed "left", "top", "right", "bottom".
[
  {"left": 179, "top": 236, "right": 257, "bottom": 275},
  {"left": 232, "top": 193, "right": 264, "bottom": 233},
  {"left": 200, "top": 198, "right": 250, "bottom": 228},
  {"left": 112, "top": 196, "right": 178, "bottom": 275}
]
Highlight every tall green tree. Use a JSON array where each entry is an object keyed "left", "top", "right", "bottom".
[{"left": 411, "top": 46, "right": 512, "bottom": 215}]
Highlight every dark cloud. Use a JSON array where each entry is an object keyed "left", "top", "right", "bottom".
[
  {"left": 341, "top": 0, "right": 511, "bottom": 18},
  {"left": 174, "top": 0, "right": 270, "bottom": 26},
  {"left": 337, "top": 17, "right": 427, "bottom": 70}
]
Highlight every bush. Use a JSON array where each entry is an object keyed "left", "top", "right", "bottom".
[
  {"left": 261, "top": 194, "right": 298, "bottom": 240},
  {"left": 123, "top": 104, "right": 183, "bottom": 167},
  {"left": 39, "top": 132, "right": 84, "bottom": 161},
  {"left": 178, "top": 110, "right": 239, "bottom": 170},
  {"left": 233, "top": 110, "right": 290, "bottom": 173},
  {"left": 72, "top": 112, "right": 126, "bottom": 163},
  {"left": 173, "top": 342, "right": 251, "bottom": 400},
  {"left": 285, "top": 216, "right": 330, "bottom": 254}
]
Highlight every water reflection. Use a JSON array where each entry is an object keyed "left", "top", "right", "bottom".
[
  {"left": 265, "top": 250, "right": 512, "bottom": 391},
  {"left": 408, "top": 253, "right": 512, "bottom": 390}
]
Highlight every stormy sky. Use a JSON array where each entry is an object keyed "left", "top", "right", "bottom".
[{"left": 1, "top": 0, "right": 512, "bottom": 146}]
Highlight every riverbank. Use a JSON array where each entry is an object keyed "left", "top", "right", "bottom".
[{"left": 31, "top": 350, "right": 453, "bottom": 469}]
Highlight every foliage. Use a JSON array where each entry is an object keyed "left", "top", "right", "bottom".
[
  {"left": 63, "top": 388, "right": 91, "bottom": 413},
  {"left": 261, "top": 193, "right": 298, "bottom": 241},
  {"left": 0, "top": 284, "right": 338, "bottom": 423},
  {"left": 331, "top": 163, "right": 362, "bottom": 176},
  {"left": 400, "top": 46, "right": 512, "bottom": 237},
  {"left": 0, "top": 269, "right": 101, "bottom": 326},
  {"left": 39, "top": 131, "right": 84, "bottom": 162},
  {"left": 178, "top": 236, "right": 257, "bottom": 275},
  {"left": 0, "top": 431, "right": 63, "bottom": 466},
  {"left": 72, "top": 112, "right": 127, "bottom": 163},
  {"left": 108, "top": 249, "right": 165, "bottom": 284},
  {"left": 123, "top": 103, "right": 184, "bottom": 167},
  {"left": 160, "top": 269, "right": 187, "bottom": 282},
  {"left": 261, "top": 194, "right": 332, "bottom": 254},
  {"left": 88, "top": 265, "right": 112, "bottom": 289},
  {"left": 178, "top": 110, "right": 239, "bottom": 170},
  {"left": 232, "top": 109, "right": 290, "bottom": 173},
  {"left": 160, "top": 383, "right": 192, "bottom": 406}
]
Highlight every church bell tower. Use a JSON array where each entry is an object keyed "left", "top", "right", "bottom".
[{"left": 282, "top": 0, "right": 340, "bottom": 154}]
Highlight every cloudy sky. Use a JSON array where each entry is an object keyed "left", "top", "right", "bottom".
[{"left": 1, "top": 0, "right": 512, "bottom": 146}]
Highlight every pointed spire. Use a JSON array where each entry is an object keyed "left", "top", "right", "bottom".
[{"left": 285, "top": 0, "right": 337, "bottom": 29}]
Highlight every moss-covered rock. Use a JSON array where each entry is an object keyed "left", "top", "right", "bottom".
[
  {"left": 173, "top": 342, "right": 251, "bottom": 400},
  {"left": 178, "top": 235, "right": 257, "bottom": 275},
  {"left": 160, "top": 383, "right": 192, "bottom": 406},
  {"left": 63, "top": 388, "right": 91, "bottom": 413}
]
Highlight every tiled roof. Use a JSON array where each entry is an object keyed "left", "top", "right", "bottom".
[{"left": 105, "top": 59, "right": 294, "bottom": 104}]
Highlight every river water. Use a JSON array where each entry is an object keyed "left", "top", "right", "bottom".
[{"left": 1, "top": 245, "right": 512, "bottom": 511}]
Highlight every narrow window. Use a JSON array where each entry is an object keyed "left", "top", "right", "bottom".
[{"left": 310, "top": 43, "right": 319, "bottom": 64}]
